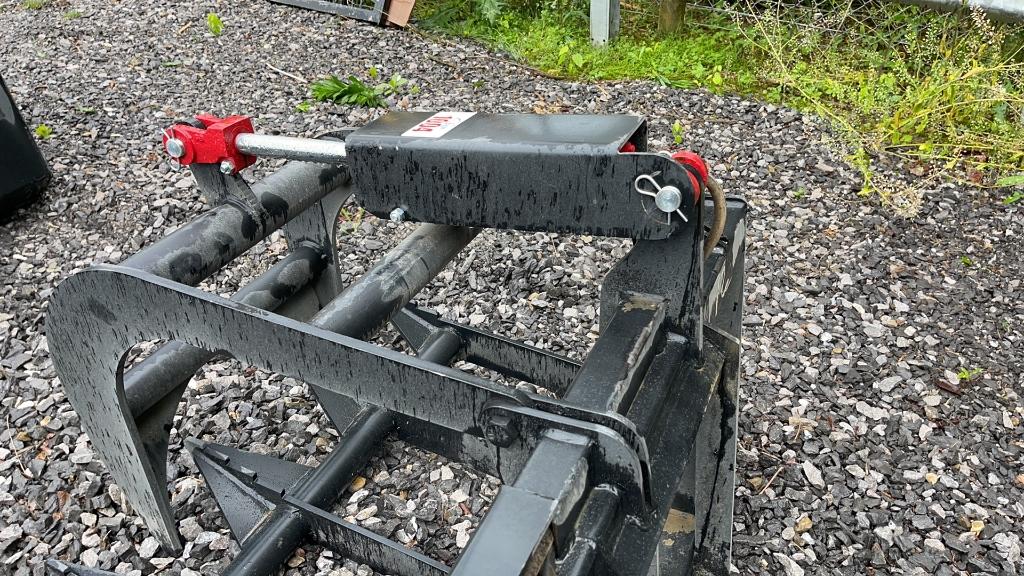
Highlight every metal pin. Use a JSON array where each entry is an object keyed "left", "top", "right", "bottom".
[
  {"left": 634, "top": 174, "right": 688, "bottom": 223},
  {"left": 166, "top": 138, "right": 185, "bottom": 159}
]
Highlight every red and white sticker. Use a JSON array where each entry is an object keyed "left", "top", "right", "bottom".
[{"left": 401, "top": 112, "right": 476, "bottom": 138}]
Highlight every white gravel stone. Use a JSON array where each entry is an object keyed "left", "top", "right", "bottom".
[
  {"left": 802, "top": 461, "right": 825, "bottom": 489},
  {"left": 924, "top": 538, "right": 945, "bottom": 553},
  {"left": 994, "top": 533, "right": 1022, "bottom": 562},
  {"left": 355, "top": 505, "right": 378, "bottom": 521},
  {"left": 138, "top": 536, "right": 160, "bottom": 559},
  {"left": 875, "top": 376, "right": 902, "bottom": 392},
  {"left": 773, "top": 553, "right": 805, "bottom": 576},
  {"left": 856, "top": 401, "right": 888, "bottom": 420}
]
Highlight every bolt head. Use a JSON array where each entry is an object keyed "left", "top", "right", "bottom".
[
  {"left": 484, "top": 414, "right": 518, "bottom": 448},
  {"left": 219, "top": 160, "right": 235, "bottom": 175},
  {"left": 389, "top": 208, "right": 406, "bottom": 223},
  {"left": 654, "top": 185, "right": 682, "bottom": 213},
  {"left": 165, "top": 138, "right": 185, "bottom": 158}
]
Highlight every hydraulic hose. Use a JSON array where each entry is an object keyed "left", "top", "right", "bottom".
[{"left": 704, "top": 174, "right": 727, "bottom": 260}]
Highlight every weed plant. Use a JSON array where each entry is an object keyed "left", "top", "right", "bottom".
[
  {"left": 414, "top": 0, "right": 1024, "bottom": 210},
  {"left": 311, "top": 68, "right": 413, "bottom": 108}
]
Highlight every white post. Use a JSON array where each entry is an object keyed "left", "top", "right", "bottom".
[{"left": 590, "top": 0, "right": 620, "bottom": 45}]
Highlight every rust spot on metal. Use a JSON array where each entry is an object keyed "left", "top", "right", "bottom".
[
  {"left": 621, "top": 294, "right": 663, "bottom": 312},
  {"left": 663, "top": 508, "right": 695, "bottom": 535}
]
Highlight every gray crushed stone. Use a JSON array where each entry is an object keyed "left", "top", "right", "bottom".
[{"left": 1, "top": 1, "right": 1022, "bottom": 575}]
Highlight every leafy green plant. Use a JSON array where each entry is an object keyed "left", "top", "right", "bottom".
[
  {"left": 671, "top": 120, "right": 685, "bottom": 145},
  {"left": 556, "top": 44, "right": 591, "bottom": 74},
  {"left": 22, "top": 0, "right": 47, "bottom": 9},
  {"left": 997, "top": 174, "right": 1024, "bottom": 188},
  {"left": 207, "top": 12, "right": 224, "bottom": 36},
  {"left": 957, "top": 366, "right": 983, "bottom": 382},
  {"left": 311, "top": 72, "right": 412, "bottom": 108},
  {"left": 419, "top": 0, "right": 465, "bottom": 29},
  {"left": 63, "top": 9, "right": 82, "bottom": 19},
  {"left": 338, "top": 207, "right": 365, "bottom": 235},
  {"left": 960, "top": 255, "right": 974, "bottom": 267},
  {"left": 792, "top": 187, "right": 807, "bottom": 199},
  {"left": 34, "top": 125, "right": 52, "bottom": 139},
  {"left": 385, "top": 73, "right": 409, "bottom": 95},
  {"left": 737, "top": 2, "right": 1024, "bottom": 202},
  {"left": 1004, "top": 190, "right": 1024, "bottom": 205},
  {"left": 477, "top": 0, "right": 503, "bottom": 23},
  {"left": 295, "top": 101, "right": 312, "bottom": 113},
  {"left": 312, "top": 75, "right": 385, "bottom": 107}
]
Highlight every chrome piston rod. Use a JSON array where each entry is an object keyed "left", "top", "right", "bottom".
[{"left": 235, "top": 133, "right": 348, "bottom": 164}]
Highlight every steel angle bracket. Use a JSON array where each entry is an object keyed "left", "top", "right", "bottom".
[
  {"left": 48, "top": 265, "right": 655, "bottom": 549},
  {"left": 482, "top": 401, "right": 652, "bottom": 517},
  {"left": 392, "top": 304, "right": 582, "bottom": 397},
  {"left": 187, "top": 440, "right": 449, "bottom": 576}
]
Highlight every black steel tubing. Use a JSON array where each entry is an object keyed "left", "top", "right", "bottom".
[
  {"left": 224, "top": 331, "right": 462, "bottom": 576},
  {"left": 219, "top": 224, "right": 475, "bottom": 576},
  {"left": 123, "top": 245, "right": 327, "bottom": 416},
  {"left": 313, "top": 224, "right": 479, "bottom": 337},
  {"left": 556, "top": 487, "right": 619, "bottom": 576},
  {"left": 123, "top": 162, "right": 349, "bottom": 285},
  {"left": 301, "top": 332, "right": 461, "bottom": 509}
]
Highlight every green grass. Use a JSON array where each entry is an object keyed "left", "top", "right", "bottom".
[
  {"left": 427, "top": 9, "right": 756, "bottom": 92},
  {"left": 22, "top": 0, "right": 47, "bottom": 9},
  {"left": 414, "top": 0, "right": 1024, "bottom": 208},
  {"left": 63, "top": 9, "right": 82, "bottom": 19}
]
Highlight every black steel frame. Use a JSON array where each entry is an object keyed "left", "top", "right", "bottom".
[
  {"left": 44, "top": 113, "right": 746, "bottom": 576},
  {"left": 268, "top": 0, "right": 387, "bottom": 24}
]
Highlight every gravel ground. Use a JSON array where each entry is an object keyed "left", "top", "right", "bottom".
[{"left": 2, "top": 1, "right": 1023, "bottom": 575}]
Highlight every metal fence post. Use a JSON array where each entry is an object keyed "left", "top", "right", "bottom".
[{"left": 590, "top": 0, "right": 620, "bottom": 45}]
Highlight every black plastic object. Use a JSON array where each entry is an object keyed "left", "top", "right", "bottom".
[{"left": 1, "top": 74, "right": 50, "bottom": 218}]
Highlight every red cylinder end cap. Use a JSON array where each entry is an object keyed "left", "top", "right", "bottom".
[
  {"left": 671, "top": 150, "right": 708, "bottom": 185},
  {"left": 671, "top": 150, "right": 707, "bottom": 202}
]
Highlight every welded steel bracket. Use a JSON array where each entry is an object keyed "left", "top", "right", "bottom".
[{"left": 343, "top": 112, "right": 703, "bottom": 240}]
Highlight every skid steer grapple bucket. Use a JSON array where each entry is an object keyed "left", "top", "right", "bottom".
[{"left": 45, "top": 111, "right": 746, "bottom": 576}]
